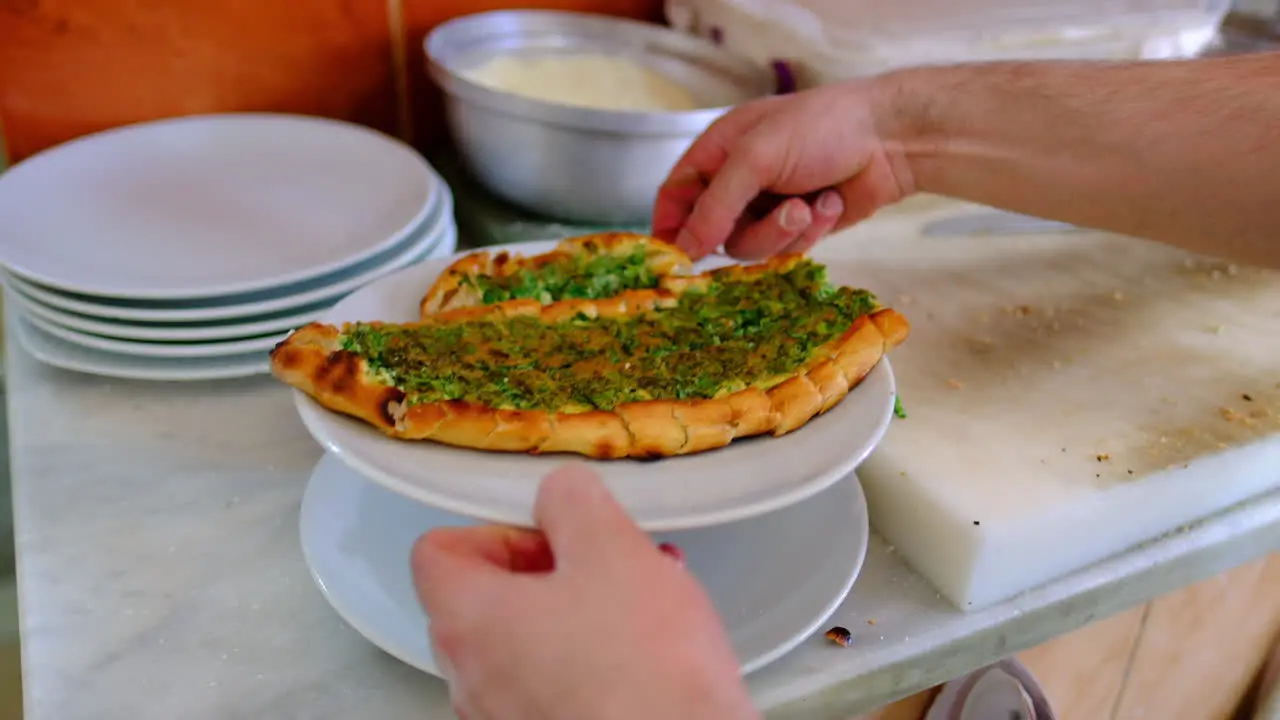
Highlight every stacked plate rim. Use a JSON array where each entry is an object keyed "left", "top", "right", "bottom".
[
  {"left": 0, "top": 113, "right": 459, "bottom": 382},
  {"left": 298, "top": 451, "right": 872, "bottom": 680}
]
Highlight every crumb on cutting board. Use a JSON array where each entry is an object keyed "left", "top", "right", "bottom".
[{"left": 1128, "top": 387, "right": 1280, "bottom": 475}]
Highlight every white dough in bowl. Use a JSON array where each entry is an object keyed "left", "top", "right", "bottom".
[{"left": 464, "top": 53, "right": 700, "bottom": 111}]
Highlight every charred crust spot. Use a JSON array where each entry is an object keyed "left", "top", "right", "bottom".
[
  {"left": 591, "top": 439, "right": 622, "bottom": 458},
  {"left": 319, "top": 350, "right": 361, "bottom": 393},
  {"left": 377, "top": 388, "right": 406, "bottom": 428},
  {"left": 269, "top": 343, "right": 296, "bottom": 366}
]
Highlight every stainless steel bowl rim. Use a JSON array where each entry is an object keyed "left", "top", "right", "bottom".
[{"left": 424, "top": 9, "right": 775, "bottom": 136}]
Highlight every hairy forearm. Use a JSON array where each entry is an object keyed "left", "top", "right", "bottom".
[{"left": 875, "top": 53, "right": 1280, "bottom": 268}]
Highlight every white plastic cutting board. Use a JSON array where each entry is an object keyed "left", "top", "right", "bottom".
[{"left": 814, "top": 199, "right": 1280, "bottom": 611}]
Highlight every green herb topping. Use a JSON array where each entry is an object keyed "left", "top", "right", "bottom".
[
  {"left": 464, "top": 246, "right": 662, "bottom": 305},
  {"left": 341, "top": 259, "right": 879, "bottom": 412}
]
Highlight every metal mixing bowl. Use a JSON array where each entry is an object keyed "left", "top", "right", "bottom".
[{"left": 425, "top": 10, "right": 776, "bottom": 225}]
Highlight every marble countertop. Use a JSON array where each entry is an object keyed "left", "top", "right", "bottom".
[{"left": 9, "top": 202, "right": 1280, "bottom": 719}]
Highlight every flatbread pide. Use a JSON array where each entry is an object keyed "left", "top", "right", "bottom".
[
  {"left": 271, "top": 251, "right": 909, "bottom": 459},
  {"left": 420, "top": 232, "right": 692, "bottom": 315}
]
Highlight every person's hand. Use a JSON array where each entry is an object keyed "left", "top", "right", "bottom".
[
  {"left": 652, "top": 80, "right": 915, "bottom": 261},
  {"left": 411, "top": 464, "right": 760, "bottom": 720}
]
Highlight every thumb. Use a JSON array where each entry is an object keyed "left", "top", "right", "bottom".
[
  {"left": 410, "top": 529, "right": 504, "bottom": 622},
  {"left": 533, "top": 463, "right": 652, "bottom": 571}
]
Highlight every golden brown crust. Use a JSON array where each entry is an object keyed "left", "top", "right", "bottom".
[
  {"left": 271, "top": 313, "right": 909, "bottom": 459},
  {"left": 269, "top": 323, "right": 406, "bottom": 433},
  {"left": 419, "top": 231, "right": 692, "bottom": 316},
  {"left": 271, "top": 254, "right": 910, "bottom": 459}
]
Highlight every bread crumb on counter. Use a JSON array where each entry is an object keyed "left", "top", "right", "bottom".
[{"left": 824, "top": 626, "right": 854, "bottom": 648}]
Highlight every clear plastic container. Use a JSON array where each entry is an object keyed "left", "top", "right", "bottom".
[{"left": 665, "top": 0, "right": 1230, "bottom": 88}]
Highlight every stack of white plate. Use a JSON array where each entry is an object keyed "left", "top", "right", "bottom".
[{"left": 0, "top": 113, "right": 458, "bottom": 382}]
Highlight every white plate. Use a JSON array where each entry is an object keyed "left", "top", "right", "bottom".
[
  {"left": 20, "top": 311, "right": 285, "bottom": 359},
  {"left": 2, "top": 193, "right": 456, "bottom": 323},
  {"left": 294, "top": 241, "right": 898, "bottom": 532},
  {"left": 6, "top": 236, "right": 460, "bottom": 382},
  {"left": 5, "top": 288, "right": 333, "bottom": 343},
  {"left": 0, "top": 113, "right": 438, "bottom": 299},
  {"left": 298, "top": 452, "right": 868, "bottom": 678},
  {"left": 9, "top": 305, "right": 272, "bottom": 381}
]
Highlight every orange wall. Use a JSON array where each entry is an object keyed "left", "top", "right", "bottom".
[{"left": 0, "top": 0, "right": 665, "bottom": 163}]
